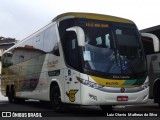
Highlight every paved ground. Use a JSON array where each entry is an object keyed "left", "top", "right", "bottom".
[{"left": 0, "top": 91, "right": 160, "bottom": 120}]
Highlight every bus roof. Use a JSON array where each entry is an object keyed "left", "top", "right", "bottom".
[
  {"left": 53, "top": 12, "right": 134, "bottom": 24},
  {"left": 3, "top": 12, "right": 134, "bottom": 54}
]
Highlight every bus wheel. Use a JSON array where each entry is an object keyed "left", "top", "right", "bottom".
[
  {"left": 8, "top": 86, "right": 25, "bottom": 104},
  {"left": 100, "top": 105, "right": 113, "bottom": 111},
  {"left": 155, "top": 92, "right": 160, "bottom": 106},
  {"left": 50, "top": 86, "right": 65, "bottom": 112},
  {"left": 8, "top": 86, "right": 15, "bottom": 103},
  {"left": 6, "top": 85, "right": 10, "bottom": 97},
  {"left": 153, "top": 80, "right": 160, "bottom": 106}
]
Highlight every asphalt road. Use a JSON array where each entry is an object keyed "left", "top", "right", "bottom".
[
  {"left": 0, "top": 99, "right": 160, "bottom": 120},
  {"left": 0, "top": 99, "right": 160, "bottom": 117}
]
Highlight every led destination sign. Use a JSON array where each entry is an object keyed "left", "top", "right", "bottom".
[{"left": 85, "top": 23, "right": 109, "bottom": 28}]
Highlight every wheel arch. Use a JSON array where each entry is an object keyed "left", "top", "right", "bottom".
[
  {"left": 49, "top": 79, "right": 64, "bottom": 102},
  {"left": 153, "top": 78, "right": 160, "bottom": 103}
]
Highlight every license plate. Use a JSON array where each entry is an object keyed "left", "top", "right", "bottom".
[{"left": 117, "top": 96, "right": 128, "bottom": 101}]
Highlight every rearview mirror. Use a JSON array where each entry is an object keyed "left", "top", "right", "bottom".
[
  {"left": 66, "top": 26, "right": 85, "bottom": 46},
  {"left": 141, "top": 33, "right": 159, "bottom": 52}
]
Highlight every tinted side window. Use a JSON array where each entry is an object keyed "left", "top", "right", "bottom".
[
  {"left": 65, "top": 31, "right": 80, "bottom": 69},
  {"left": 34, "top": 35, "right": 44, "bottom": 50},
  {"left": 142, "top": 36, "right": 155, "bottom": 55}
]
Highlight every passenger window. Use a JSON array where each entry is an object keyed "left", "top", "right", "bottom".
[
  {"left": 142, "top": 36, "right": 155, "bottom": 55},
  {"left": 34, "top": 35, "right": 43, "bottom": 50},
  {"left": 44, "top": 26, "right": 57, "bottom": 52}
]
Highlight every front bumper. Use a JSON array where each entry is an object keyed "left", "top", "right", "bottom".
[{"left": 80, "top": 84, "right": 149, "bottom": 105}]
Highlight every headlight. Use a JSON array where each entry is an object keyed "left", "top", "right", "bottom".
[{"left": 76, "top": 77, "right": 103, "bottom": 89}]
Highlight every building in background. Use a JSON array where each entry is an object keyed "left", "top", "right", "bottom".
[{"left": 0, "top": 37, "right": 18, "bottom": 74}]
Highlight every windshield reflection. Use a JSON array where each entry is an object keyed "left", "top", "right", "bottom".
[{"left": 80, "top": 21, "right": 146, "bottom": 75}]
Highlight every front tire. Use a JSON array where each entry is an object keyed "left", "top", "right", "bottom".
[
  {"left": 153, "top": 81, "right": 160, "bottom": 106},
  {"left": 50, "top": 86, "right": 66, "bottom": 112}
]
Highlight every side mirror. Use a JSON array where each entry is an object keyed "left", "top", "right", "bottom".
[
  {"left": 141, "top": 33, "right": 159, "bottom": 52},
  {"left": 66, "top": 26, "right": 85, "bottom": 46}
]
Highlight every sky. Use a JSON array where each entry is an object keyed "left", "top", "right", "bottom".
[{"left": 0, "top": 0, "right": 160, "bottom": 40}]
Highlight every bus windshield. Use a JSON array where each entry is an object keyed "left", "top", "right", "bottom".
[{"left": 78, "top": 19, "right": 146, "bottom": 76}]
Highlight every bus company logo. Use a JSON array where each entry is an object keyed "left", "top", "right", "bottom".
[
  {"left": 106, "top": 82, "right": 118, "bottom": 86},
  {"left": 120, "top": 87, "right": 125, "bottom": 93},
  {"left": 66, "top": 90, "right": 78, "bottom": 102},
  {"left": 2, "top": 112, "right": 11, "bottom": 117}
]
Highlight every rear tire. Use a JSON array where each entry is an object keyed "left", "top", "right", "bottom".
[
  {"left": 6, "top": 85, "right": 10, "bottom": 97},
  {"left": 50, "top": 86, "right": 66, "bottom": 112},
  {"left": 100, "top": 105, "right": 113, "bottom": 111},
  {"left": 7, "top": 85, "right": 25, "bottom": 104},
  {"left": 8, "top": 86, "right": 15, "bottom": 103},
  {"left": 8, "top": 92, "right": 13, "bottom": 103}
]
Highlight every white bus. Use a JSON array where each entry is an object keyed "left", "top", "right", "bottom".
[
  {"left": 141, "top": 33, "right": 160, "bottom": 105},
  {"left": 1, "top": 12, "right": 156, "bottom": 111}
]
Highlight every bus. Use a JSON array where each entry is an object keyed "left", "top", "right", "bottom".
[
  {"left": 1, "top": 12, "right": 156, "bottom": 111},
  {"left": 141, "top": 32, "right": 160, "bottom": 105}
]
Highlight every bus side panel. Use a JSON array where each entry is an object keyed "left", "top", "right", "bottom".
[
  {"left": 147, "top": 53, "right": 160, "bottom": 98},
  {"left": 10, "top": 53, "right": 46, "bottom": 99},
  {"left": 38, "top": 54, "right": 66, "bottom": 102},
  {"left": 35, "top": 23, "right": 67, "bottom": 102}
]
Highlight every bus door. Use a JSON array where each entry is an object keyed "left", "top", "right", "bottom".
[{"left": 64, "top": 31, "right": 81, "bottom": 104}]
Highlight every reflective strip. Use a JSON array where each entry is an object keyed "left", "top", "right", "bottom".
[
  {"left": 90, "top": 76, "right": 126, "bottom": 87},
  {"left": 90, "top": 75, "right": 146, "bottom": 87}
]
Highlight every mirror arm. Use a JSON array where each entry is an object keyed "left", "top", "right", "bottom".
[
  {"left": 66, "top": 26, "right": 85, "bottom": 46},
  {"left": 141, "top": 33, "right": 159, "bottom": 52}
]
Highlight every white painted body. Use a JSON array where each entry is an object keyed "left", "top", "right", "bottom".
[{"left": 1, "top": 13, "right": 152, "bottom": 106}]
